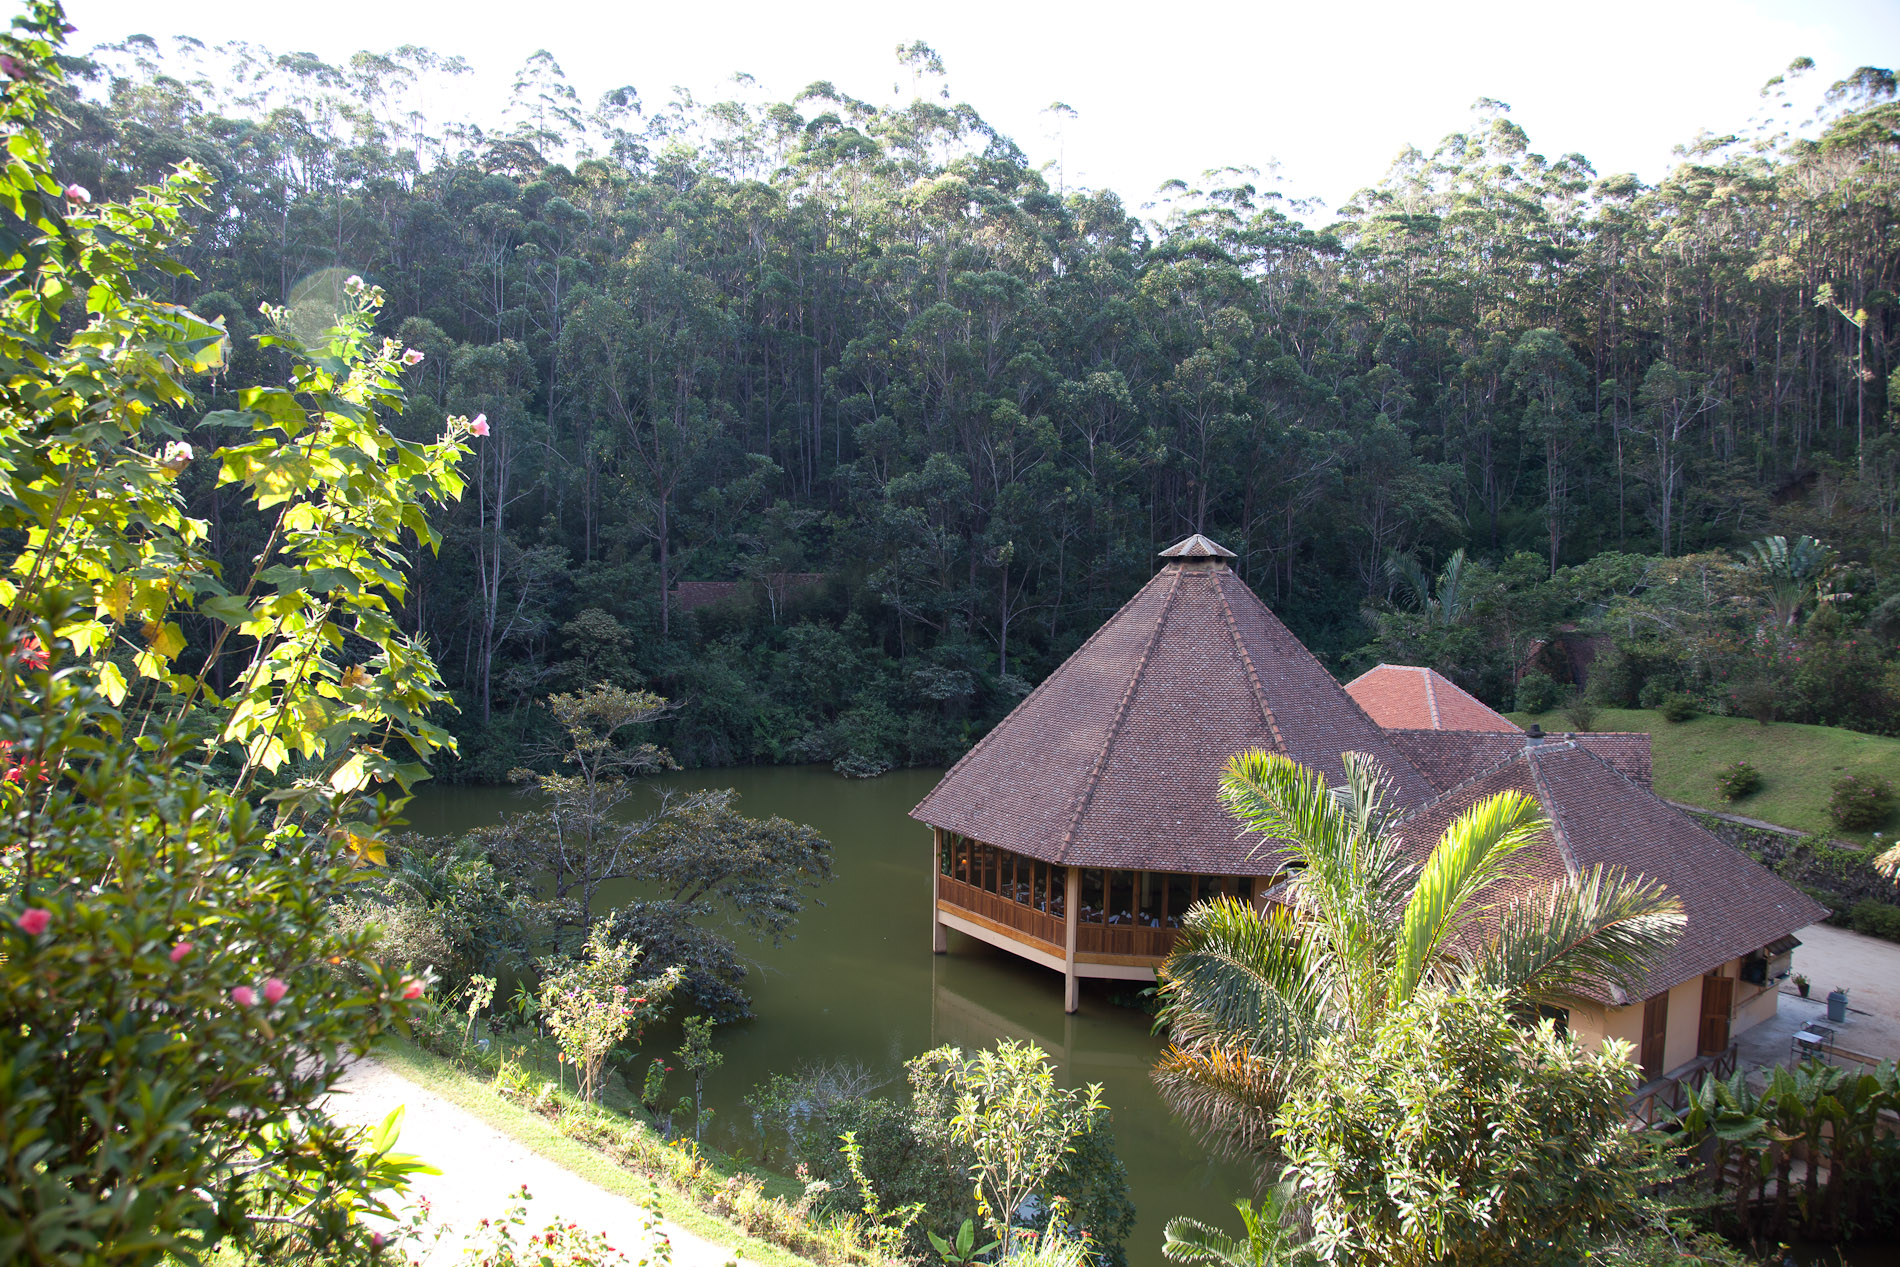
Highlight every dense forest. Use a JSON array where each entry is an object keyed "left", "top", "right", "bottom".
[{"left": 47, "top": 38, "right": 1900, "bottom": 778}]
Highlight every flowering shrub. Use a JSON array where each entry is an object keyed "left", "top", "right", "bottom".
[
  {"left": 1831, "top": 773, "right": 1895, "bottom": 831},
  {"left": 1715, "top": 761, "right": 1763, "bottom": 802},
  {"left": 539, "top": 924, "right": 682, "bottom": 1101},
  {"left": 0, "top": 5, "right": 478, "bottom": 1259},
  {"left": 451, "top": 1186, "right": 657, "bottom": 1267}
]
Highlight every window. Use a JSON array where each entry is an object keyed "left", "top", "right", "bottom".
[
  {"left": 1080, "top": 869, "right": 1105, "bottom": 924},
  {"left": 1165, "top": 873, "right": 1193, "bottom": 928},
  {"left": 1137, "top": 873, "right": 1164, "bottom": 927}
]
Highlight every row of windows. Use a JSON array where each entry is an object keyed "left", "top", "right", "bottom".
[{"left": 938, "top": 834, "right": 1258, "bottom": 928}]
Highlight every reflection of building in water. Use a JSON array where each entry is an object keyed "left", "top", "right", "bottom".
[
  {"left": 927, "top": 962, "right": 1149, "bottom": 1073},
  {"left": 910, "top": 535, "right": 1825, "bottom": 1088}
]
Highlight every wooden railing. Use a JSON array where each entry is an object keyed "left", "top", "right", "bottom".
[
  {"left": 938, "top": 873, "right": 1182, "bottom": 961},
  {"left": 1628, "top": 1042, "right": 1737, "bottom": 1127},
  {"left": 1078, "top": 922, "right": 1178, "bottom": 960},
  {"left": 938, "top": 874, "right": 1063, "bottom": 950}
]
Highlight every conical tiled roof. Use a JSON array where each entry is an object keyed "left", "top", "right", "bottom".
[{"left": 911, "top": 546, "right": 1436, "bottom": 871}]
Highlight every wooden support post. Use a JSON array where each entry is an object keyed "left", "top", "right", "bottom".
[
  {"left": 1063, "top": 865, "right": 1080, "bottom": 1013},
  {"left": 931, "top": 828, "right": 948, "bottom": 954}
]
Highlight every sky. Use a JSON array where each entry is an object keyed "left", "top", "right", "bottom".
[{"left": 60, "top": 0, "right": 1900, "bottom": 216}]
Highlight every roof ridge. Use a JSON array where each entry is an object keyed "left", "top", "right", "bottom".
[
  {"left": 1397, "top": 741, "right": 1538, "bottom": 826},
  {"left": 1216, "top": 570, "right": 1289, "bottom": 753},
  {"left": 1052, "top": 564, "right": 1184, "bottom": 864},
  {"left": 1523, "top": 743, "right": 1582, "bottom": 878},
  {"left": 1419, "top": 666, "right": 1443, "bottom": 728},
  {"left": 909, "top": 572, "right": 1166, "bottom": 818}
]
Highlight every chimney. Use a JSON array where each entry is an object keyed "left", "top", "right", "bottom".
[{"left": 1526, "top": 723, "right": 1543, "bottom": 747}]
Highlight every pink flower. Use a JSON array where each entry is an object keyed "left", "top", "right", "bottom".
[
  {"left": 16, "top": 908, "right": 50, "bottom": 936},
  {"left": 231, "top": 985, "right": 257, "bottom": 1007},
  {"left": 345, "top": 274, "right": 365, "bottom": 293},
  {"left": 370, "top": 1231, "right": 385, "bottom": 1250},
  {"left": 401, "top": 348, "right": 424, "bottom": 366},
  {"left": 263, "top": 977, "right": 287, "bottom": 1004},
  {"left": 401, "top": 977, "right": 424, "bottom": 1000},
  {"left": 170, "top": 941, "right": 193, "bottom": 963},
  {"left": 161, "top": 440, "right": 192, "bottom": 471},
  {"left": 469, "top": 413, "right": 490, "bottom": 437},
  {"left": 0, "top": 55, "right": 23, "bottom": 80},
  {"left": 63, "top": 184, "right": 89, "bottom": 204}
]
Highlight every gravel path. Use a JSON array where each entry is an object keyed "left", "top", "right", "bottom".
[{"left": 324, "top": 1058, "right": 750, "bottom": 1267}]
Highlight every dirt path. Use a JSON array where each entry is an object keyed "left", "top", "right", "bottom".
[{"left": 325, "top": 1059, "right": 747, "bottom": 1267}]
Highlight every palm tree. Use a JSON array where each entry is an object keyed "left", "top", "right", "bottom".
[
  {"left": 1153, "top": 749, "right": 1685, "bottom": 1170},
  {"left": 1162, "top": 1195, "right": 1290, "bottom": 1267}
]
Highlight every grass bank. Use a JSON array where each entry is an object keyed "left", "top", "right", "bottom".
[
  {"left": 1508, "top": 706, "right": 1900, "bottom": 843},
  {"left": 375, "top": 1034, "right": 888, "bottom": 1267}
]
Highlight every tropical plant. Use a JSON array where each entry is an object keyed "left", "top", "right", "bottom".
[
  {"left": 928, "top": 1218, "right": 1000, "bottom": 1266},
  {"left": 1737, "top": 535, "right": 1843, "bottom": 628},
  {"left": 537, "top": 923, "right": 682, "bottom": 1101},
  {"left": 1153, "top": 750, "right": 1684, "bottom": 1172},
  {"left": 676, "top": 1014, "right": 724, "bottom": 1142},
  {"left": 908, "top": 1041, "right": 1108, "bottom": 1244},
  {"left": 1276, "top": 986, "right": 1665, "bottom": 1266},
  {"left": 1162, "top": 1194, "right": 1292, "bottom": 1267}
]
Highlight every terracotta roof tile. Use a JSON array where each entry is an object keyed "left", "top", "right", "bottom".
[
  {"left": 912, "top": 556, "right": 1436, "bottom": 871},
  {"left": 1386, "top": 728, "right": 1653, "bottom": 791},
  {"left": 1345, "top": 664, "right": 1519, "bottom": 732},
  {"left": 1392, "top": 740, "right": 1828, "bottom": 1002}
]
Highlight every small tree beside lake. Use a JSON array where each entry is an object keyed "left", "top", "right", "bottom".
[{"left": 538, "top": 923, "right": 682, "bottom": 1102}]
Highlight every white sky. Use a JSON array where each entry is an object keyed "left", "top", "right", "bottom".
[{"left": 60, "top": 0, "right": 1900, "bottom": 216}]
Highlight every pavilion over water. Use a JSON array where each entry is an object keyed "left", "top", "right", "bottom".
[{"left": 911, "top": 535, "right": 1823, "bottom": 1083}]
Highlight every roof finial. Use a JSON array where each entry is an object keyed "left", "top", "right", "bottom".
[{"left": 1158, "top": 533, "right": 1236, "bottom": 561}]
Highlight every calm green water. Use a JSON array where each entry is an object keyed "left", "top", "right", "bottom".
[{"left": 403, "top": 765, "right": 1257, "bottom": 1265}]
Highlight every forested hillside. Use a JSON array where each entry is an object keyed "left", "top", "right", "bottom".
[{"left": 48, "top": 39, "right": 1900, "bottom": 777}]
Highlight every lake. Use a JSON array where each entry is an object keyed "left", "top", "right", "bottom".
[{"left": 403, "top": 764, "right": 1259, "bottom": 1266}]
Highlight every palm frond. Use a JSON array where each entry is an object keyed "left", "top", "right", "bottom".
[
  {"left": 1158, "top": 897, "right": 1323, "bottom": 1056},
  {"left": 1389, "top": 789, "right": 1546, "bottom": 1007},
  {"left": 1152, "top": 1038, "right": 1296, "bottom": 1166},
  {"left": 1466, "top": 865, "right": 1685, "bottom": 1001}
]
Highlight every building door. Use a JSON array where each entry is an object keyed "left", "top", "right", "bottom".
[
  {"left": 1699, "top": 973, "right": 1734, "bottom": 1056},
  {"left": 1639, "top": 994, "right": 1668, "bottom": 1079}
]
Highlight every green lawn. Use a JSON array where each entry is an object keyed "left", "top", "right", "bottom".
[{"left": 1507, "top": 707, "right": 1900, "bottom": 843}]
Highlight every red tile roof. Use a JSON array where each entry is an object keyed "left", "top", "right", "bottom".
[
  {"left": 1387, "top": 728, "right": 1653, "bottom": 791},
  {"left": 911, "top": 551, "right": 1436, "bottom": 871},
  {"left": 1392, "top": 739, "right": 1828, "bottom": 1003},
  {"left": 1345, "top": 664, "right": 1519, "bottom": 731}
]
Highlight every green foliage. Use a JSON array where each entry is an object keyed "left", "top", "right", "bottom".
[
  {"left": 35, "top": 16, "right": 1900, "bottom": 781},
  {"left": 1848, "top": 899, "right": 1900, "bottom": 942},
  {"left": 1679, "top": 1058, "right": 1900, "bottom": 1241},
  {"left": 907, "top": 1041, "right": 1106, "bottom": 1244},
  {"left": 1715, "top": 761, "right": 1763, "bottom": 802},
  {"left": 927, "top": 1218, "right": 999, "bottom": 1266},
  {"left": 1562, "top": 689, "right": 1600, "bottom": 732},
  {"left": 1161, "top": 1194, "right": 1291, "bottom": 1267},
  {"left": 538, "top": 923, "right": 682, "bottom": 1102},
  {"left": 449, "top": 1184, "right": 650, "bottom": 1267},
  {"left": 1514, "top": 670, "right": 1560, "bottom": 715},
  {"left": 676, "top": 1016, "right": 725, "bottom": 1143},
  {"left": 1275, "top": 987, "right": 1658, "bottom": 1266},
  {"left": 1156, "top": 750, "right": 1682, "bottom": 1177},
  {"left": 1660, "top": 693, "right": 1698, "bottom": 723},
  {"left": 475, "top": 683, "right": 832, "bottom": 1017},
  {"left": 0, "top": 6, "right": 477, "bottom": 1258},
  {"left": 1830, "top": 772, "right": 1895, "bottom": 830}
]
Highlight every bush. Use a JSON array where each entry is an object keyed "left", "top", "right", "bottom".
[
  {"left": 1730, "top": 676, "right": 1779, "bottom": 725},
  {"left": 1716, "top": 761, "right": 1763, "bottom": 802},
  {"left": 1562, "top": 690, "right": 1600, "bottom": 733},
  {"left": 1514, "top": 670, "right": 1560, "bottom": 715},
  {"left": 1848, "top": 900, "right": 1900, "bottom": 943},
  {"left": 1830, "top": 773, "right": 1896, "bottom": 831},
  {"left": 1659, "top": 693, "right": 1698, "bottom": 723}
]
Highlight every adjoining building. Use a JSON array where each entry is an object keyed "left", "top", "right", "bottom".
[{"left": 910, "top": 535, "right": 1824, "bottom": 1075}]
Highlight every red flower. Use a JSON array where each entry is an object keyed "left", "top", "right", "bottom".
[
  {"left": 16, "top": 907, "right": 50, "bottom": 936},
  {"left": 401, "top": 977, "right": 425, "bottom": 1000}
]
